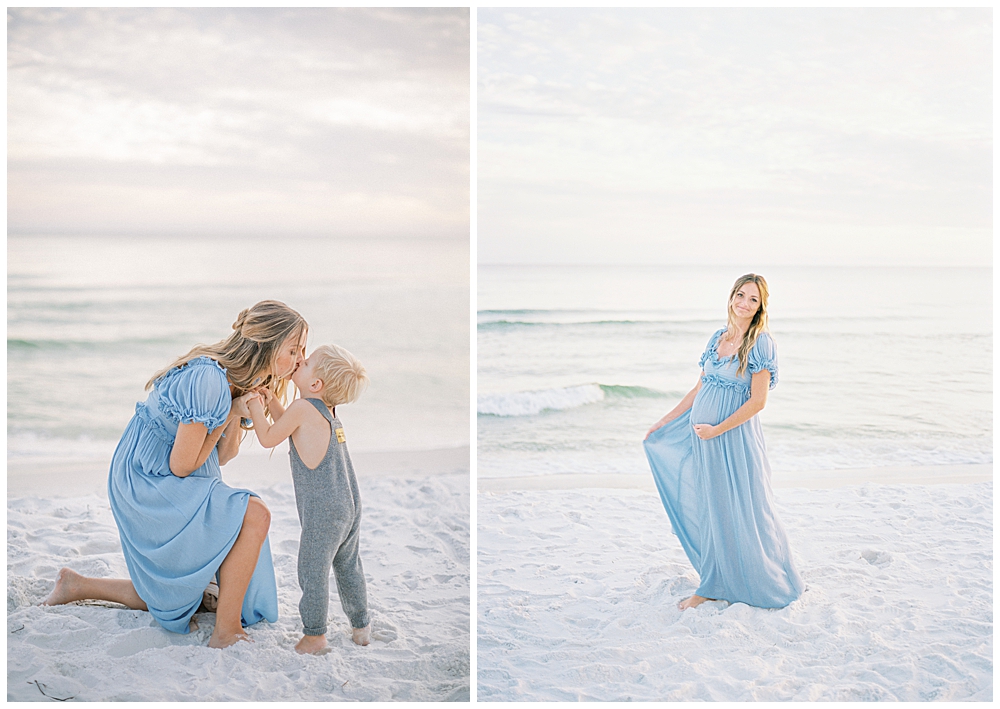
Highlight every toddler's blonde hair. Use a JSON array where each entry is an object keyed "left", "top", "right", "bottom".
[{"left": 310, "top": 344, "right": 369, "bottom": 408}]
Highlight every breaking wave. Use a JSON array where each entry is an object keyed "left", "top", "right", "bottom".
[{"left": 477, "top": 384, "right": 667, "bottom": 417}]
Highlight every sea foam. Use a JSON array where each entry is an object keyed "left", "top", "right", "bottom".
[{"left": 478, "top": 384, "right": 605, "bottom": 417}]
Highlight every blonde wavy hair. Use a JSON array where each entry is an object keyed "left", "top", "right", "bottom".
[
  {"left": 146, "top": 300, "right": 307, "bottom": 424},
  {"left": 725, "top": 273, "right": 770, "bottom": 377},
  {"left": 310, "top": 344, "right": 369, "bottom": 409}
]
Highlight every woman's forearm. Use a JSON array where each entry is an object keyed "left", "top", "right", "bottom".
[
  {"left": 195, "top": 414, "right": 234, "bottom": 468},
  {"left": 656, "top": 382, "right": 700, "bottom": 425},
  {"left": 707, "top": 371, "right": 770, "bottom": 436},
  {"left": 712, "top": 397, "right": 764, "bottom": 435},
  {"left": 217, "top": 415, "right": 243, "bottom": 465},
  {"left": 171, "top": 413, "right": 237, "bottom": 477},
  {"left": 658, "top": 397, "right": 694, "bottom": 425},
  {"left": 646, "top": 380, "right": 702, "bottom": 439}
]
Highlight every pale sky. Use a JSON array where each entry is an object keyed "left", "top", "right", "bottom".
[
  {"left": 478, "top": 8, "right": 992, "bottom": 266},
  {"left": 8, "top": 8, "right": 469, "bottom": 238}
]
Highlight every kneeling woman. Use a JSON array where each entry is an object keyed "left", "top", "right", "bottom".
[
  {"left": 45, "top": 300, "right": 307, "bottom": 647},
  {"left": 644, "top": 274, "right": 803, "bottom": 610}
]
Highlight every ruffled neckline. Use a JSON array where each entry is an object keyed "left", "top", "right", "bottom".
[
  {"left": 708, "top": 328, "right": 736, "bottom": 363},
  {"left": 703, "top": 329, "right": 778, "bottom": 391}
]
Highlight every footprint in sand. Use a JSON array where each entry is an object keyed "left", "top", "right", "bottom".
[
  {"left": 370, "top": 622, "right": 398, "bottom": 643},
  {"left": 397, "top": 570, "right": 423, "bottom": 591},
  {"left": 107, "top": 628, "right": 174, "bottom": 657},
  {"left": 860, "top": 549, "right": 893, "bottom": 568},
  {"left": 372, "top": 628, "right": 399, "bottom": 645},
  {"left": 404, "top": 545, "right": 437, "bottom": 557},
  {"left": 435, "top": 650, "right": 470, "bottom": 679},
  {"left": 114, "top": 610, "right": 155, "bottom": 630}
]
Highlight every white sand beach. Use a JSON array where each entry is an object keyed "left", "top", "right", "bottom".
[
  {"left": 7, "top": 446, "right": 470, "bottom": 702},
  {"left": 477, "top": 467, "right": 992, "bottom": 701}
]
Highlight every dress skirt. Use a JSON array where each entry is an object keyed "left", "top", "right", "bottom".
[
  {"left": 107, "top": 357, "right": 278, "bottom": 633},
  {"left": 644, "top": 329, "right": 803, "bottom": 609}
]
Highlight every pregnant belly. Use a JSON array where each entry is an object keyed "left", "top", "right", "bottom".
[{"left": 691, "top": 382, "right": 748, "bottom": 425}]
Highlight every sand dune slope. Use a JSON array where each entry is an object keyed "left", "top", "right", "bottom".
[
  {"left": 8, "top": 474, "right": 469, "bottom": 702},
  {"left": 477, "top": 482, "right": 991, "bottom": 701}
]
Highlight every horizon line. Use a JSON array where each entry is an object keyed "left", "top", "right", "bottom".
[
  {"left": 8, "top": 231, "right": 469, "bottom": 241},
  {"left": 478, "top": 262, "right": 992, "bottom": 269}
]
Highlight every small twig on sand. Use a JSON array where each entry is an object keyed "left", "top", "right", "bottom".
[
  {"left": 11, "top": 625, "right": 25, "bottom": 633},
  {"left": 75, "top": 600, "right": 127, "bottom": 609},
  {"left": 342, "top": 680, "right": 349, "bottom": 688},
  {"left": 29, "top": 680, "right": 74, "bottom": 701}
]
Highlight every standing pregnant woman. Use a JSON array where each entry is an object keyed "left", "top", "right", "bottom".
[
  {"left": 44, "top": 300, "right": 307, "bottom": 648},
  {"left": 643, "top": 274, "right": 803, "bottom": 610}
]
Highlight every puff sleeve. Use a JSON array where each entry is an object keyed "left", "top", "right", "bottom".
[
  {"left": 155, "top": 358, "right": 232, "bottom": 431},
  {"left": 747, "top": 332, "right": 778, "bottom": 390}
]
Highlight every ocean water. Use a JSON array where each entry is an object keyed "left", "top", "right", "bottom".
[
  {"left": 8, "top": 234, "right": 469, "bottom": 468},
  {"left": 477, "top": 265, "right": 992, "bottom": 479}
]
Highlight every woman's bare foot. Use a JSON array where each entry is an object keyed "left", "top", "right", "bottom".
[
  {"left": 678, "top": 594, "right": 714, "bottom": 610},
  {"left": 42, "top": 568, "right": 85, "bottom": 606},
  {"left": 352, "top": 625, "right": 371, "bottom": 646},
  {"left": 208, "top": 628, "right": 252, "bottom": 649},
  {"left": 41, "top": 568, "right": 147, "bottom": 610},
  {"left": 295, "top": 634, "right": 328, "bottom": 654}
]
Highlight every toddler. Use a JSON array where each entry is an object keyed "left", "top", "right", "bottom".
[{"left": 244, "top": 344, "right": 371, "bottom": 655}]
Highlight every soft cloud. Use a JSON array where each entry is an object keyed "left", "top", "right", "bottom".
[
  {"left": 478, "top": 8, "right": 991, "bottom": 266},
  {"left": 9, "top": 8, "right": 470, "bottom": 238}
]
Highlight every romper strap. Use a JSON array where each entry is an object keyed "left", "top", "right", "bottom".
[{"left": 303, "top": 397, "right": 335, "bottom": 423}]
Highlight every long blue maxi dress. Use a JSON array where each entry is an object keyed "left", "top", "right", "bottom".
[
  {"left": 643, "top": 329, "right": 804, "bottom": 608},
  {"left": 107, "top": 356, "right": 278, "bottom": 633}
]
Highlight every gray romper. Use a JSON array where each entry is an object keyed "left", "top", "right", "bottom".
[{"left": 289, "top": 398, "right": 370, "bottom": 635}]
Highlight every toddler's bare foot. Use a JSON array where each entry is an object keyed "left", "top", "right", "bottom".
[
  {"left": 678, "top": 594, "right": 714, "bottom": 610},
  {"left": 208, "top": 629, "right": 252, "bottom": 649},
  {"left": 295, "top": 634, "right": 328, "bottom": 654},
  {"left": 188, "top": 617, "right": 199, "bottom": 632},
  {"left": 352, "top": 625, "right": 371, "bottom": 646},
  {"left": 42, "top": 568, "right": 84, "bottom": 606}
]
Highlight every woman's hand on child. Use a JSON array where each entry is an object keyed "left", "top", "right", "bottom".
[{"left": 232, "top": 392, "right": 258, "bottom": 418}]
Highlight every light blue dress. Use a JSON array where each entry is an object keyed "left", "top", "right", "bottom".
[
  {"left": 107, "top": 356, "right": 278, "bottom": 633},
  {"left": 643, "top": 329, "right": 804, "bottom": 608}
]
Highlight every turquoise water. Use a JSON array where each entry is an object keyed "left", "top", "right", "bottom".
[
  {"left": 478, "top": 265, "right": 992, "bottom": 478},
  {"left": 8, "top": 234, "right": 469, "bottom": 464}
]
